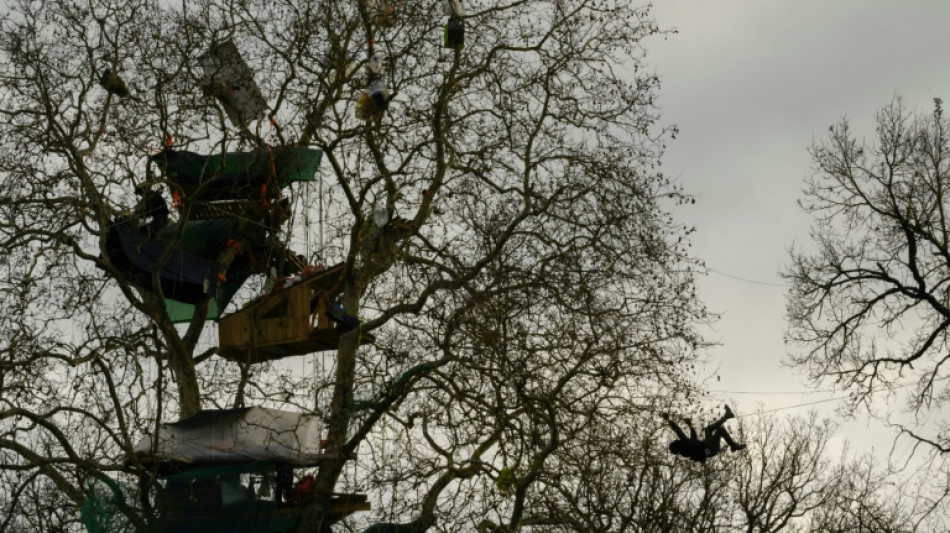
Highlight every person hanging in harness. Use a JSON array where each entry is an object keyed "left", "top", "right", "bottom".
[{"left": 662, "top": 405, "right": 746, "bottom": 462}]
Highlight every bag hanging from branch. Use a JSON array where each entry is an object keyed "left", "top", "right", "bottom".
[
  {"left": 444, "top": 17, "right": 464, "bottom": 49},
  {"left": 99, "top": 68, "right": 130, "bottom": 98},
  {"left": 356, "top": 76, "right": 390, "bottom": 120}
]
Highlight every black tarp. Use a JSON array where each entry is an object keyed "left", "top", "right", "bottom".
[{"left": 104, "top": 218, "right": 270, "bottom": 320}]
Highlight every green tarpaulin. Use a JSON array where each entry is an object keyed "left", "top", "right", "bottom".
[
  {"left": 152, "top": 147, "right": 322, "bottom": 202},
  {"left": 166, "top": 298, "right": 220, "bottom": 324}
]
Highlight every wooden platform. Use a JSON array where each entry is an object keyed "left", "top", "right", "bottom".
[
  {"left": 327, "top": 493, "right": 372, "bottom": 520},
  {"left": 218, "top": 264, "right": 369, "bottom": 364},
  {"left": 178, "top": 198, "right": 288, "bottom": 222}
]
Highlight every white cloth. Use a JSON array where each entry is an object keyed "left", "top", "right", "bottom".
[
  {"left": 132, "top": 407, "right": 326, "bottom": 465},
  {"left": 443, "top": 0, "right": 466, "bottom": 17}
]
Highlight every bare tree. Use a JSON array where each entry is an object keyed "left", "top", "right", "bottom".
[
  {"left": 804, "top": 453, "right": 936, "bottom": 533},
  {"left": 731, "top": 413, "right": 837, "bottom": 532},
  {"left": 479, "top": 410, "right": 938, "bottom": 533},
  {"left": 0, "top": 0, "right": 709, "bottom": 531},
  {"left": 657, "top": 412, "right": 938, "bottom": 532},
  {"left": 786, "top": 97, "right": 950, "bottom": 454}
]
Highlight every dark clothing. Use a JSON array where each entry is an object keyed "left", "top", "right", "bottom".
[
  {"left": 674, "top": 432, "right": 710, "bottom": 462},
  {"left": 135, "top": 188, "right": 169, "bottom": 236},
  {"left": 665, "top": 410, "right": 744, "bottom": 463},
  {"left": 327, "top": 300, "right": 362, "bottom": 333},
  {"left": 275, "top": 465, "right": 294, "bottom": 504}
]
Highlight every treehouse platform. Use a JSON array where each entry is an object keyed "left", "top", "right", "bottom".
[{"left": 217, "top": 264, "right": 369, "bottom": 364}]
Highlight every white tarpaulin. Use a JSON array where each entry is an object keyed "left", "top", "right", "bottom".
[
  {"left": 132, "top": 407, "right": 326, "bottom": 465},
  {"left": 198, "top": 39, "right": 268, "bottom": 126}
]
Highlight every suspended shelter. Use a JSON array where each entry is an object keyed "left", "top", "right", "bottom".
[
  {"left": 151, "top": 147, "right": 322, "bottom": 209},
  {"left": 83, "top": 407, "right": 369, "bottom": 533},
  {"left": 104, "top": 217, "right": 277, "bottom": 322},
  {"left": 218, "top": 264, "right": 368, "bottom": 364},
  {"left": 198, "top": 39, "right": 268, "bottom": 127},
  {"left": 132, "top": 407, "right": 330, "bottom": 467},
  {"left": 104, "top": 143, "right": 321, "bottom": 323}
]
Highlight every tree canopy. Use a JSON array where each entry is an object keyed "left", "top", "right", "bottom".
[
  {"left": 787, "top": 98, "right": 950, "bottom": 454},
  {"left": 0, "top": 0, "right": 711, "bottom": 530},
  {"left": 3, "top": 0, "right": 949, "bottom": 530}
]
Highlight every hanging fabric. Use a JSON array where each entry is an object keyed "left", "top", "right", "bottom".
[
  {"left": 198, "top": 39, "right": 268, "bottom": 127},
  {"left": 102, "top": 218, "right": 273, "bottom": 321}
]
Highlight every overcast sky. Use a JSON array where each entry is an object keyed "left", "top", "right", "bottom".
[{"left": 646, "top": 1, "right": 950, "bottom": 452}]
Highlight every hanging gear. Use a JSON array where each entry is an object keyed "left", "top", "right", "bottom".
[
  {"left": 368, "top": 76, "right": 389, "bottom": 111},
  {"left": 444, "top": 17, "right": 465, "bottom": 49},
  {"left": 356, "top": 75, "right": 390, "bottom": 120},
  {"left": 99, "top": 68, "right": 130, "bottom": 98}
]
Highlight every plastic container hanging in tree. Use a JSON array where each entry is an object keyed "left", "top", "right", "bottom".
[{"left": 444, "top": 17, "right": 464, "bottom": 49}]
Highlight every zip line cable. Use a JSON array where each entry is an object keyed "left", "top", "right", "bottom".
[
  {"left": 708, "top": 389, "right": 837, "bottom": 395},
  {"left": 708, "top": 375, "right": 950, "bottom": 398},
  {"left": 704, "top": 267, "right": 787, "bottom": 287},
  {"left": 715, "top": 375, "right": 950, "bottom": 419},
  {"left": 627, "top": 377, "right": 950, "bottom": 420},
  {"left": 747, "top": 395, "right": 848, "bottom": 417}
]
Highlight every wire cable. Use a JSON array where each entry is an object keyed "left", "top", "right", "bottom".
[
  {"left": 705, "top": 267, "right": 786, "bottom": 287},
  {"left": 720, "top": 375, "right": 950, "bottom": 418}
]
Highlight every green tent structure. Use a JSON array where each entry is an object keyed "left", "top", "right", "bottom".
[
  {"left": 151, "top": 147, "right": 322, "bottom": 203},
  {"left": 101, "top": 145, "right": 324, "bottom": 322}
]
